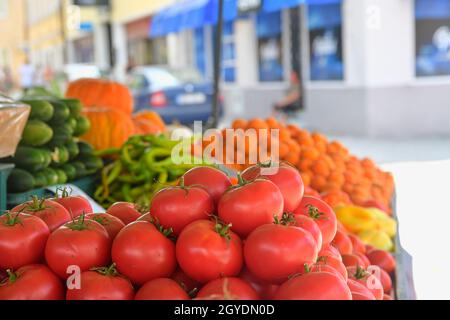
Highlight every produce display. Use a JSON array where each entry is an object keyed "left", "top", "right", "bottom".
[
  {"left": 205, "top": 117, "right": 395, "bottom": 210},
  {"left": 1, "top": 97, "right": 102, "bottom": 193},
  {"left": 0, "top": 164, "right": 397, "bottom": 300},
  {"left": 94, "top": 134, "right": 204, "bottom": 208},
  {"left": 66, "top": 79, "right": 166, "bottom": 151}
]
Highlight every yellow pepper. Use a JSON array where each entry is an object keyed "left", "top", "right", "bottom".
[
  {"left": 334, "top": 206, "right": 377, "bottom": 234},
  {"left": 358, "top": 229, "right": 394, "bottom": 252},
  {"left": 366, "top": 208, "right": 397, "bottom": 237}
]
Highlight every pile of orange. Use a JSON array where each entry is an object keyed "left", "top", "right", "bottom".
[{"left": 202, "top": 117, "right": 395, "bottom": 209}]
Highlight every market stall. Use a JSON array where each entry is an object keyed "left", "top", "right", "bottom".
[{"left": 0, "top": 80, "right": 410, "bottom": 300}]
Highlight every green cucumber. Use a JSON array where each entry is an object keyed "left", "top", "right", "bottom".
[
  {"left": 60, "top": 99, "right": 83, "bottom": 117},
  {"left": 77, "top": 154, "right": 103, "bottom": 173},
  {"left": 61, "top": 163, "right": 77, "bottom": 181},
  {"left": 21, "top": 100, "right": 54, "bottom": 122},
  {"left": 74, "top": 115, "right": 91, "bottom": 137},
  {"left": 49, "top": 100, "right": 70, "bottom": 124},
  {"left": 66, "top": 139, "right": 80, "bottom": 159},
  {"left": 67, "top": 117, "right": 78, "bottom": 132},
  {"left": 46, "top": 125, "right": 72, "bottom": 148},
  {"left": 71, "top": 161, "right": 87, "bottom": 179},
  {"left": 13, "top": 146, "right": 48, "bottom": 172},
  {"left": 51, "top": 146, "right": 69, "bottom": 165},
  {"left": 21, "top": 120, "right": 53, "bottom": 147},
  {"left": 42, "top": 168, "right": 59, "bottom": 186},
  {"left": 7, "top": 169, "right": 35, "bottom": 193},
  {"left": 33, "top": 172, "right": 48, "bottom": 188},
  {"left": 54, "top": 168, "right": 68, "bottom": 184},
  {"left": 77, "top": 141, "right": 94, "bottom": 155}
]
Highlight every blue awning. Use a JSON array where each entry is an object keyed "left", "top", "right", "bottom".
[
  {"left": 263, "top": 0, "right": 304, "bottom": 13},
  {"left": 150, "top": 0, "right": 238, "bottom": 37},
  {"left": 150, "top": 0, "right": 342, "bottom": 37}
]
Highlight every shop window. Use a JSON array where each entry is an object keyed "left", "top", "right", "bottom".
[
  {"left": 74, "top": 35, "right": 95, "bottom": 63},
  {"left": 415, "top": 0, "right": 450, "bottom": 77},
  {"left": 195, "top": 28, "right": 206, "bottom": 76},
  {"left": 257, "top": 11, "right": 284, "bottom": 82},
  {"left": 128, "top": 37, "right": 167, "bottom": 67},
  {"left": 213, "top": 21, "right": 236, "bottom": 82},
  {"left": 308, "top": 2, "right": 344, "bottom": 81}
]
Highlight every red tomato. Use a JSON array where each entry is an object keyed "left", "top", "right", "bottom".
[
  {"left": 136, "top": 212, "right": 153, "bottom": 223},
  {"left": 331, "top": 229, "right": 353, "bottom": 255},
  {"left": 348, "top": 234, "right": 366, "bottom": 254},
  {"left": 315, "top": 255, "right": 348, "bottom": 281},
  {"left": 347, "top": 278, "right": 376, "bottom": 300},
  {"left": 135, "top": 278, "right": 190, "bottom": 300},
  {"left": 197, "top": 277, "right": 259, "bottom": 300},
  {"left": 355, "top": 252, "right": 371, "bottom": 267},
  {"left": 112, "top": 221, "right": 176, "bottom": 285},
  {"left": 12, "top": 198, "right": 71, "bottom": 232},
  {"left": 66, "top": 264, "right": 134, "bottom": 300},
  {"left": 0, "top": 213, "right": 49, "bottom": 270},
  {"left": 366, "top": 249, "right": 396, "bottom": 273},
  {"left": 106, "top": 202, "right": 145, "bottom": 225},
  {"left": 51, "top": 190, "right": 93, "bottom": 218},
  {"left": 383, "top": 293, "right": 394, "bottom": 300},
  {"left": 376, "top": 266, "right": 392, "bottom": 294},
  {"left": 0, "top": 264, "right": 64, "bottom": 300},
  {"left": 308, "top": 263, "right": 345, "bottom": 282},
  {"left": 319, "top": 244, "right": 342, "bottom": 261},
  {"left": 150, "top": 185, "right": 214, "bottom": 236},
  {"left": 244, "top": 224, "right": 318, "bottom": 284},
  {"left": 239, "top": 268, "right": 279, "bottom": 300},
  {"left": 85, "top": 213, "right": 125, "bottom": 239},
  {"left": 241, "top": 162, "right": 304, "bottom": 212},
  {"left": 362, "top": 200, "right": 391, "bottom": 216},
  {"left": 341, "top": 254, "right": 368, "bottom": 268},
  {"left": 274, "top": 272, "right": 352, "bottom": 300},
  {"left": 171, "top": 267, "right": 201, "bottom": 294},
  {"left": 176, "top": 220, "right": 243, "bottom": 283},
  {"left": 293, "top": 214, "right": 322, "bottom": 251},
  {"left": 365, "top": 244, "right": 375, "bottom": 253},
  {"left": 304, "top": 186, "right": 321, "bottom": 198},
  {"left": 218, "top": 178, "right": 284, "bottom": 238},
  {"left": 347, "top": 266, "right": 384, "bottom": 300},
  {"left": 293, "top": 196, "right": 337, "bottom": 246},
  {"left": 45, "top": 216, "right": 111, "bottom": 279},
  {"left": 183, "top": 167, "right": 232, "bottom": 205}
]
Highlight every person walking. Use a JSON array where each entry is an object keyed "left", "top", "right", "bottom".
[{"left": 19, "top": 59, "right": 35, "bottom": 93}]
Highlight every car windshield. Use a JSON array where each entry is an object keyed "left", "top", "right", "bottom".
[{"left": 144, "top": 67, "right": 204, "bottom": 91}]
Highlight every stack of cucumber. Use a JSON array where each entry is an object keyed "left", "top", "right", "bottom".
[{"left": 4, "top": 98, "right": 103, "bottom": 193}]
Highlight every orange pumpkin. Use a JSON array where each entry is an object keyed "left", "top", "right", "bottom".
[
  {"left": 81, "top": 108, "right": 136, "bottom": 150},
  {"left": 132, "top": 110, "right": 166, "bottom": 135},
  {"left": 66, "top": 78, "right": 133, "bottom": 115}
]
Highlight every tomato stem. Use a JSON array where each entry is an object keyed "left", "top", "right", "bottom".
[
  {"left": 67, "top": 213, "right": 89, "bottom": 231},
  {"left": 354, "top": 266, "right": 369, "bottom": 280},
  {"left": 56, "top": 186, "right": 72, "bottom": 198},
  {"left": 2, "top": 212, "right": 22, "bottom": 226},
  {"left": 274, "top": 213, "right": 296, "bottom": 226},
  {"left": 213, "top": 216, "right": 232, "bottom": 241},
  {"left": 26, "top": 196, "right": 48, "bottom": 212},
  {"left": 6, "top": 269, "right": 17, "bottom": 283},
  {"left": 91, "top": 263, "right": 119, "bottom": 277},
  {"left": 306, "top": 204, "right": 325, "bottom": 220}
]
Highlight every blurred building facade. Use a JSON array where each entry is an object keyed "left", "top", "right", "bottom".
[
  {"left": 1, "top": 0, "right": 450, "bottom": 137},
  {"left": 0, "top": 0, "right": 27, "bottom": 89}
]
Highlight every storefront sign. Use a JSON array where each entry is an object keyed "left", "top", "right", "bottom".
[
  {"left": 308, "top": 2, "right": 344, "bottom": 81},
  {"left": 415, "top": 0, "right": 450, "bottom": 77},
  {"left": 238, "top": 0, "right": 263, "bottom": 14},
  {"left": 73, "top": 0, "right": 109, "bottom": 7}
]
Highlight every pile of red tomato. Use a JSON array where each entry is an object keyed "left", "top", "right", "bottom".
[{"left": 0, "top": 164, "right": 396, "bottom": 300}]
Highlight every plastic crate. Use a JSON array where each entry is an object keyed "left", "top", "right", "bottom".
[
  {"left": 6, "top": 175, "right": 97, "bottom": 210},
  {"left": 0, "top": 163, "right": 14, "bottom": 212}
]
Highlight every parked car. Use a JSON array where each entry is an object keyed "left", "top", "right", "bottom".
[{"left": 127, "top": 65, "right": 223, "bottom": 125}]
